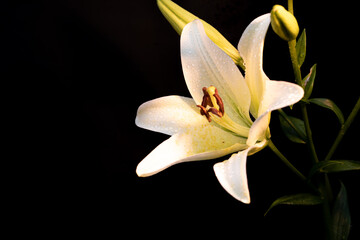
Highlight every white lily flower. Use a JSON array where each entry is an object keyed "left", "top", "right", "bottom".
[{"left": 135, "top": 14, "right": 304, "bottom": 203}]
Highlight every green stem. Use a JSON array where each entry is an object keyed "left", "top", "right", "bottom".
[
  {"left": 286, "top": 3, "right": 332, "bottom": 239},
  {"left": 268, "top": 140, "right": 307, "bottom": 182},
  {"left": 325, "top": 97, "right": 360, "bottom": 161},
  {"left": 288, "top": 0, "right": 294, "bottom": 14},
  {"left": 288, "top": 37, "right": 319, "bottom": 164},
  {"left": 320, "top": 181, "right": 333, "bottom": 240},
  {"left": 268, "top": 140, "right": 320, "bottom": 195},
  {"left": 288, "top": 40, "right": 303, "bottom": 86},
  {"left": 301, "top": 103, "right": 319, "bottom": 163}
]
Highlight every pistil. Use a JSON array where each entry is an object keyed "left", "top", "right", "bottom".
[
  {"left": 197, "top": 85, "right": 250, "bottom": 138},
  {"left": 197, "top": 86, "right": 225, "bottom": 122}
]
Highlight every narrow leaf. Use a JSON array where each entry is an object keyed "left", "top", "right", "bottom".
[
  {"left": 309, "top": 160, "right": 360, "bottom": 178},
  {"left": 332, "top": 182, "right": 351, "bottom": 240},
  {"left": 279, "top": 114, "right": 307, "bottom": 144},
  {"left": 265, "top": 193, "right": 322, "bottom": 216},
  {"left": 303, "top": 63, "right": 317, "bottom": 98},
  {"left": 296, "top": 29, "right": 306, "bottom": 67},
  {"left": 309, "top": 98, "right": 345, "bottom": 125}
]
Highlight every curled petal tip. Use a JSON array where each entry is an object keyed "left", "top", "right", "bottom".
[{"left": 213, "top": 152, "right": 251, "bottom": 204}]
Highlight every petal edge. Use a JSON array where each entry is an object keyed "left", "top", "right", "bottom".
[
  {"left": 213, "top": 140, "right": 267, "bottom": 203},
  {"left": 135, "top": 95, "right": 206, "bottom": 135},
  {"left": 238, "top": 13, "right": 271, "bottom": 118},
  {"left": 181, "top": 19, "right": 252, "bottom": 126},
  {"left": 137, "top": 128, "right": 247, "bottom": 177}
]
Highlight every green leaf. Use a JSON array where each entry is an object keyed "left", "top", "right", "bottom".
[
  {"left": 332, "top": 182, "right": 351, "bottom": 240},
  {"left": 303, "top": 63, "right": 317, "bottom": 99},
  {"left": 265, "top": 193, "right": 322, "bottom": 216},
  {"left": 309, "top": 98, "right": 345, "bottom": 125},
  {"left": 296, "top": 29, "right": 306, "bottom": 67},
  {"left": 309, "top": 160, "right": 360, "bottom": 178},
  {"left": 279, "top": 113, "right": 307, "bottom": 144}
]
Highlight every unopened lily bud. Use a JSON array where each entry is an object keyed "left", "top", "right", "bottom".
[
  {"left": 157, "top": 0, "right": 244, "bottom": 69},
  {"left": 270, "top": 5, "right": 299, "bottom": 41}
]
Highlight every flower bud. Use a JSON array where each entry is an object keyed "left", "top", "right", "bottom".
[
  {"left": 157, "top": 0, "right": 244, "bottom": 69},
  {"left": 270, "top": 5, "right": 299, "bottom": 41}
]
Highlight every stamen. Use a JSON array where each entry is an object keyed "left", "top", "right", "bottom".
[
  {"left": 208, "top": 107, "right": 223, "bottom": 117},
  {"left": 197, "top": 86, "right": 225, "bottom": 122},
  {"left": 197, "top": 104, "right": 212, "bottom": 122},
  {"left": 213, "top": 88, "right": 225, "bottom": 116},
  {"left": 201, "top": 87, "right": 213, "bottom": 107},
  {"left": 196, "top": 86, "right": 250, "bottom": 138}
]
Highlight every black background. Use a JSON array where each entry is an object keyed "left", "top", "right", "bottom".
[{"left": 3, "top": 0, "right": 359, "bottom": 238}]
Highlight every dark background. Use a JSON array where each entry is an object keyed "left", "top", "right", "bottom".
[{"left": 3, "top": 0, "right": 359, "bottom": 238}]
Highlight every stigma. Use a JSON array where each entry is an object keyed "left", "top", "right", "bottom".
[{"left": 197, "top": 86, "right": 225, "bottom": 122}]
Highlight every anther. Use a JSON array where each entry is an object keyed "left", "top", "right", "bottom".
[
  {"left": 197, "top": 86, "right": 225, "bottom": 122},
  {"left": 201, "top": 87, "right": 213, "bottom": 108},
  {"left": 208, "top": 107, "right": 223, "bottom": 118},
  {"left": 197, "top": 104, "right": 212, "bottom": 122},
  {"left": 213, "top": 88, "right": 225, "bottom": 116}
]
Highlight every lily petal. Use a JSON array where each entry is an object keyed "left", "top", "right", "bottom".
[
  {"left": 259, "top": 80, "right": 305, "bottom": 116},
  {"left": 181, "top": 19, "right": 252, "bottom": 127},
  {"left": 136, "top": 127, "right": 247, "bottom": 177},
  {"left": 135, "top": 95, "right": 208, "bottom": 135},
  {"left": 247, "top": 80, "right": 304, "bottom": 146},
  {"left": 157, "top": 0, "right": 243, "bottom": 67},
  {"left": 238, "top": 14, "right": 271, "bottom": 118},
  {"left": 136, "top": 95, "right": 249, "bottom": 177},
  {"left": 213, "top": 140, "right": 267, "bottom": 203}
]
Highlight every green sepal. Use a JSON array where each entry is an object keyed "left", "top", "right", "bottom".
[
  {"left": 296, "top": 29, "right": 306, "bottom": 67},
  {"left": 265, "top": 193, "right": 322, "bottom": 216},
  {"left": 303, "top": 63, "right": 317, "bottom": 98},
  {"left": 309, "top": 160, "right": 360, "bottom": 178},
  {"left": 332, "top": 182, "right": 351, "bottom": 240},
  {"left": 279, "top": 113, "right": 307, "bottom": 144},
  {"left": 309, "top": 98, "right": 345, "bottom": 125}
]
